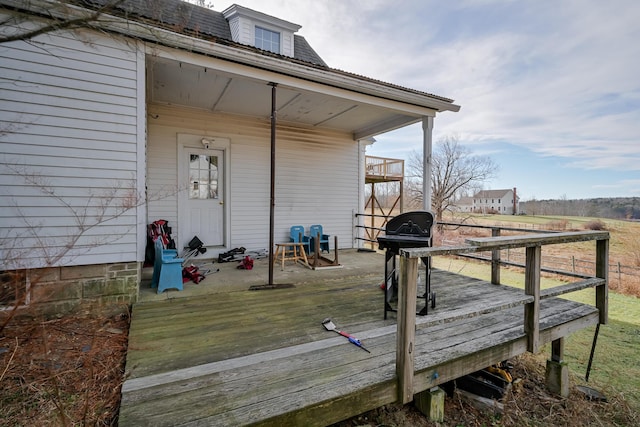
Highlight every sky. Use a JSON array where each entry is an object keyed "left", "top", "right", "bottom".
[{"left": 204, "top": 0, "right": 639, "bottom": 201}]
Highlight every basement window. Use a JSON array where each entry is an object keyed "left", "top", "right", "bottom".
[{"left": 255, "top": 26, "right": 280, "bottom": 53}]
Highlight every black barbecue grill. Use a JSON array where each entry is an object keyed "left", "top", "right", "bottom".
[{"left": 377, "top": 211, "right": 436, "bottom": 319}]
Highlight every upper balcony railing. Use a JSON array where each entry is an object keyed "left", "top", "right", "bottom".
[{"left": 365, "top": 156, "right": 404, "bottom": 182}]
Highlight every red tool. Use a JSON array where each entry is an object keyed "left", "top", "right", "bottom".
[{"left": 322, "top": 318, "right": 370, "bottom": 353}]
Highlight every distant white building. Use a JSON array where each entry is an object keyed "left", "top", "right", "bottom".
[
  {"left": 473, "top": 188, "right": 519, "bottom": 214},
  {"left": 451, "top": 196, "right": 474, "bottom": 212}
]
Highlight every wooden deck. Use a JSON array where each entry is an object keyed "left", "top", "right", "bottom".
[{"left": 119, "top": 268, "right": 600, "bottom": 426}]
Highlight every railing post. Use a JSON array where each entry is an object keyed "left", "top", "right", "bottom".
[
  {"left": 491, "top": 227, "right": 501, "bottom": 284},
  {"left": 397, "top": 254, "right": 418, "bottom": 404},
  {"left": 524, "top": 245, "right": 541, "bottom": 353},
  {"left": 596, "top": 238, "right": 609, "bottom": 324}
]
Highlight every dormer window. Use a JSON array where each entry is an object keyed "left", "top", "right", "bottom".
[
  {"left": 255, "top": 26, "right": 280, "bottom": 54},
  {"left": 223, "top": 4, "right": 301, "bottom": 58}
]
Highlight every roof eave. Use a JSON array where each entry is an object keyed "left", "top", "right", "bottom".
[
  {"left": 137, "top": 23, "right": 461, "bottom": 112},
  {"left": 11, "top": 0, "right": 460, "bottom": 113}
]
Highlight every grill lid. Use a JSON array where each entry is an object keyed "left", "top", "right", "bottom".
[{"left": 385, "top": 211, "right": 434, "bottom": 237}]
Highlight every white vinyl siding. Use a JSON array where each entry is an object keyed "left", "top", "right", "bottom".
[
  {"left": 147, "top": 104, "right": 359, "bottom": 252},
  {"left": 281, "top": 31, "right": 294, "bottom": 57},
  {"left": 0, "top": 29, "right": 142, "bottom": 269}
]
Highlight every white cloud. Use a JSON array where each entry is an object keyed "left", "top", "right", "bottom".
[{"left": 198, "top": 0, "right": 640, "bottom": 196}]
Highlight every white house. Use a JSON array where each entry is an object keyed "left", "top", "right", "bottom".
[
  {"left": 473, "top": 188, "right": 519, "bottom": 215},
  {"left": 451, "top": 196, "right": 474, "bottom": 213},
  {"left": 0, "top": 0, "right": 459, "bottom": 312}
]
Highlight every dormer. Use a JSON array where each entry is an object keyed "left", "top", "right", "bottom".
[{"left": 222, "top": 4, "right": 302, "bottom": 57}]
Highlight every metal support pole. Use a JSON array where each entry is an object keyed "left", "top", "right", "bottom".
[{"left": 268, "top": 82, "right": 277, "bottom": 286}]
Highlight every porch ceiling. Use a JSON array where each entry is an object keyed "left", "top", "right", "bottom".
[{"left": 147, "top": 56, "right": 425, "bottom": 139}]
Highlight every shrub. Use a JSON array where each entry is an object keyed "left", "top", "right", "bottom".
[
  {"left": 548, "top": 219, "right": 568, "bottom": 230},
  {"left": 584, "top": 219, "right": 607, "bottom": 230}
]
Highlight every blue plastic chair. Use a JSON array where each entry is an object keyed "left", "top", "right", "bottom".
[
  {"left": 290, "top": 225, "right": 311, "bottom": 254},
  {"left": 151, "top": 239, "right": 184, "bottom": 293},
  {"left": 309, "top": 224, "right": 330, "bottom": 253}
]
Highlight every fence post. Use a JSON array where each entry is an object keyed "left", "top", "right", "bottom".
[
  {"left": 596, "top": 239, "right": 609, "bottom": 325},
  {"left": 525, "top": 245, "right": 541, "bottom": 353},
  {"left": 618, "top": 261, "right": 622, "bottom": 287},
  {"left": 491, "top": 228, "right": 501, "bottom": 285},
  {"left": 397, "top": 254, "right": 418, "bottom": 404}
]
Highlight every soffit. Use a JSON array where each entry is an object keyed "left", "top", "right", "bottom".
[{"left": 148, "top": 56, "right": 423, "bottom": 139}]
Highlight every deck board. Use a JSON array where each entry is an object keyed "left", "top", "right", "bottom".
[{"left": 120, "top": 269, "right": 600, "bottom": 426}]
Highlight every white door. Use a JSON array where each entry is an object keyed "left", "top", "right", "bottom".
[{"left": 179, "top": 144, "right": 225, "bottom": 249}]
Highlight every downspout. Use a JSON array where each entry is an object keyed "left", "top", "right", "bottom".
[
  {"left": 268, "top": 82, "right": 277, "bottom": 286},
  {"left": 422, "top": 116, "right": 434, "bottom": 211}
]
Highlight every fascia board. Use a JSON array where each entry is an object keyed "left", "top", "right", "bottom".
[
  {"left": 162, "top": 37, "right": 459, "bottom": 113},
  {"left": 139, "top": 26, "right": 458, "bottom": 113},
  {"left": 149, "top": 45, "right": 438, "bottom": 118}
]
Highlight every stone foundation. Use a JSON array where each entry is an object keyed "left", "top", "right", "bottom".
[{"left": 2, "top": 262, "right": 141, "bottom": 317}]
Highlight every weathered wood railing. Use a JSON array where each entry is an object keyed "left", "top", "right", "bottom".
[
  {"left": 365, "top": 155, "right": 404, "bottom": 180},
  {"left": 395, "top": 230, "right": 609, "bottom": 404}
]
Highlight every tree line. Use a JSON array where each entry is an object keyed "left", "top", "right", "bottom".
[{"left": 521, "top": 197, "right": 640, "bottom": 220}]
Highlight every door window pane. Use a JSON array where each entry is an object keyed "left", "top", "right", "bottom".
[{"left": 189, "top": 154, "right": 218, "bottom": 199}]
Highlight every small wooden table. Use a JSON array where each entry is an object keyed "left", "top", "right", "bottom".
[{"left": 274, "top": 243, "right": 310, "bottom": 270}]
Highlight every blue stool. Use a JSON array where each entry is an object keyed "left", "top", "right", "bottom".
[{"left": 151, "top": 239, "right": 184, "bottom": 293}]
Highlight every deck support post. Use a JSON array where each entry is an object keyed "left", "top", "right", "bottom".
[
  {"left": 550, "top": 337, "right": 564, "bottom": 363},
  {"left": 546, "top": 338, "right": 569, "bottom": 397},
  {"left": 397, "top": 254, "right": 418, "bottom": 404},
  {"left": 491, "top": 227, "right": 501, "bottom": 285},
  {"left": 414, "top": 387, "right": 445, "bottom": 422},
  {"left": 524, "top": 245, "right": 541, "bottom": 353},
  {"left": 595, "top": 238, "right": 609, "bottom": 324}
]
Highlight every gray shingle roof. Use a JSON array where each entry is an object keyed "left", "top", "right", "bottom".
[
  {"left": 73, "top": 0, "right": 453, "bottom": 103},
  {"left": 474, "top": 189, "right": 514, "bottom": 199},
  {"left": 293, "top": 34, "right": 328, "bottom": 67},
  {"left": 78, "top": 0, "right": 327, "bottom": 66}
]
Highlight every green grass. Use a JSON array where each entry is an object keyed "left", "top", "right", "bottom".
[{"left": 432, "top": 256, "right": 640, "bottom": 412}]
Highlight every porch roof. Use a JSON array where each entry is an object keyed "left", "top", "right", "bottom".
[{"left": 55, "top": 0, "right": 461, "bottom": 138}]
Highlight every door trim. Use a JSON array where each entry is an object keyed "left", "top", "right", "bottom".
[{"left": 177, "top": 133, "right": 231, "bottom": 251}]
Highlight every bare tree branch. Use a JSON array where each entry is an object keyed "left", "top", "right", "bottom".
[
  {"left": 406, "top": 135, "right": 498, "bottom": 221},
  {"left": 0, "top": 0, "right": 127, "bottom": 44},
  {"left": 1, "top": 163, "right": 141, "bottom": 269}
]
